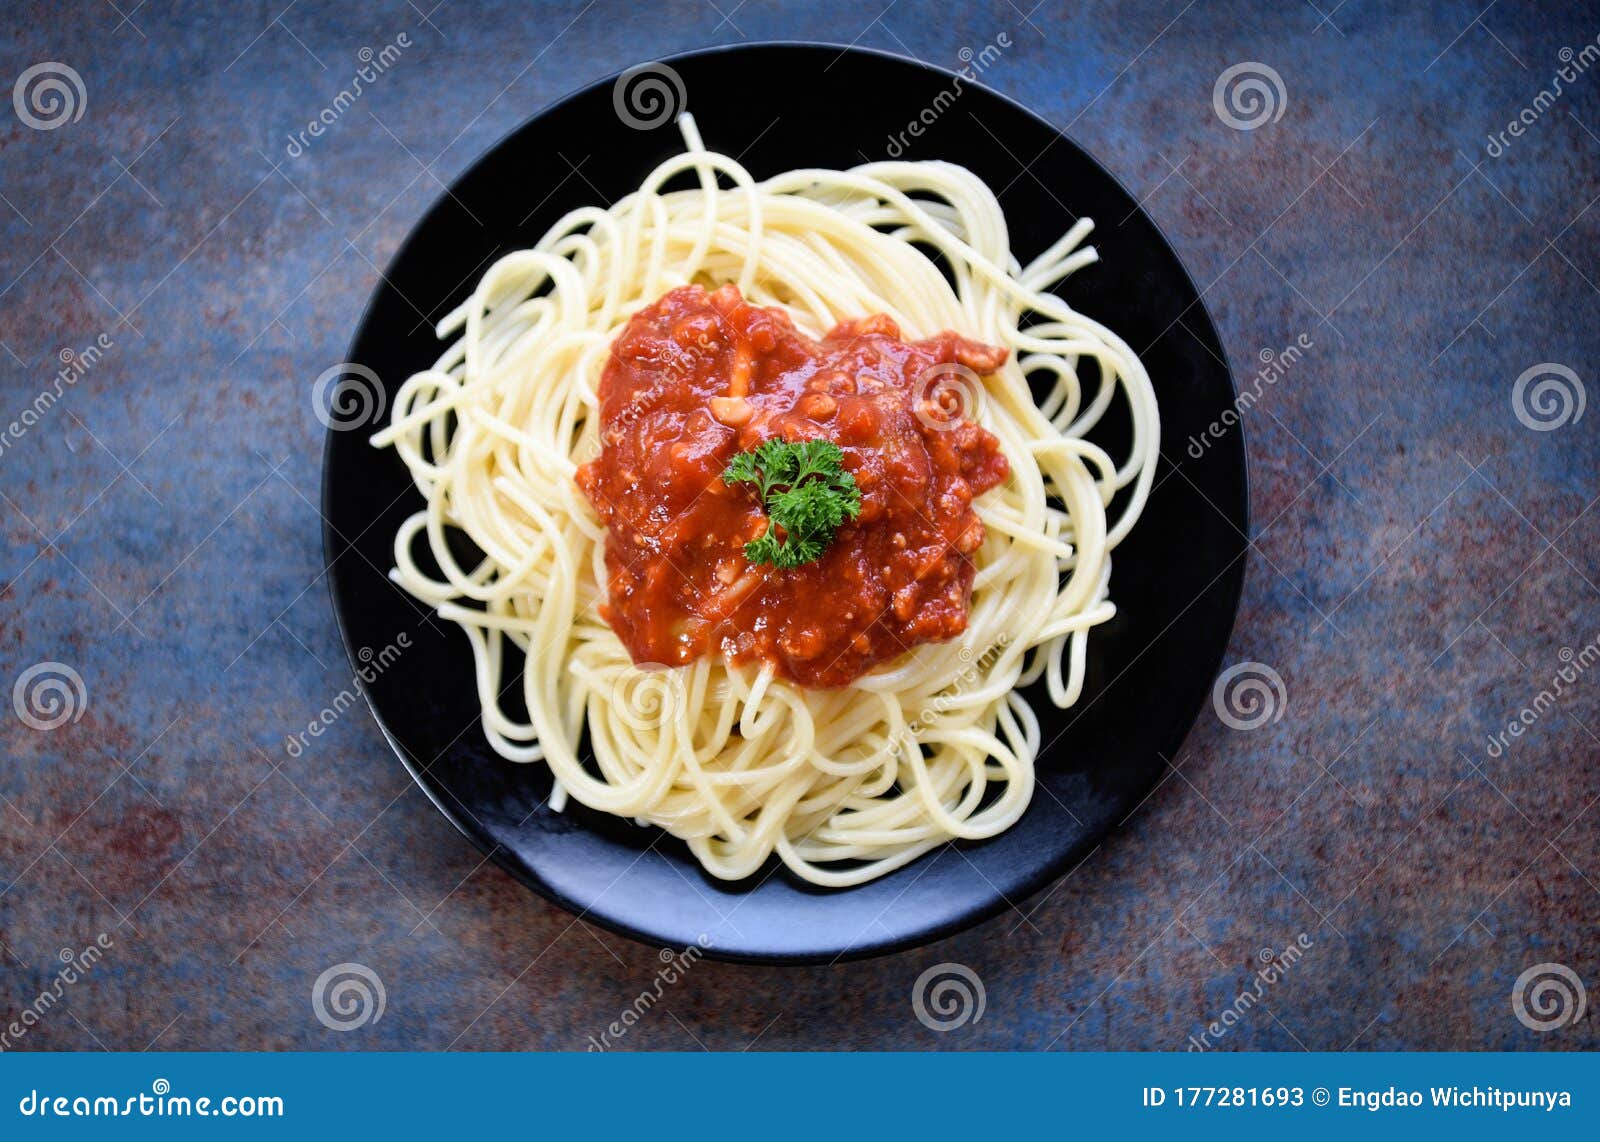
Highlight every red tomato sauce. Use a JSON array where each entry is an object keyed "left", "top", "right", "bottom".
[{"left": 576, "top": 283, "right": 1010, "bottom": 688}]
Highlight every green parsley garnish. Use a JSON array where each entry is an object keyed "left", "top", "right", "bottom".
[{"left": 722, "top": 438, "right": 862, "bottom": 569}]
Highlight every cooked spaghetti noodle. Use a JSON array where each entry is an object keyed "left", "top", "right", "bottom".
[{"left": 371, "top": 114, "right": 1159, "bottom": 886}]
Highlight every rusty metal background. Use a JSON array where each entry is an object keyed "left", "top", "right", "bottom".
[{"left": 1, "top": 0, "right": 1596, "bottom": 1050}]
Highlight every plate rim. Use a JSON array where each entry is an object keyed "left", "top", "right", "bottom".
[{"left": 320, "top": 39, "right": 1252, "bottom": 964}]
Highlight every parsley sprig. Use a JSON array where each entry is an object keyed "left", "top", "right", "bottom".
[{"left": 723, "top": 438, "right": 862, "bottom": 569}]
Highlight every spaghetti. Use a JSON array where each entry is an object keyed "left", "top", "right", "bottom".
[{"left": 371, "top": 115, "right": 1159, "bottom": 886}]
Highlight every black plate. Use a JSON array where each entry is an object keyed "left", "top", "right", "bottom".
[{"left": 322, "top": 43, "right": 1248, "bottom": 963}]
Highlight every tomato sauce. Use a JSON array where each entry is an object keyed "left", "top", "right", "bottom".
[{"left": 576, "top": 283, "right": 1010, "bottom": 688}]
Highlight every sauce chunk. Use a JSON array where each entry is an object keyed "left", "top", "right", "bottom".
[{"left": 576, "top": 284, "right": 1009, "bottom": 688}]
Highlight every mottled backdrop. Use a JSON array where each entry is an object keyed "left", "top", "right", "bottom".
[{"left": 1, "top": 0, "right": 1597, "bottom": 1051}]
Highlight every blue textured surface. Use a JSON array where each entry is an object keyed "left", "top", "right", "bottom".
[{"left": 1, "top": 1, "right": 1597, "bottom": 1050}]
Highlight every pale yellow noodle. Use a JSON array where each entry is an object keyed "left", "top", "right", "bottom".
[{"left": 370, "top": 115, "right": 1160, "bottom": 887}]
